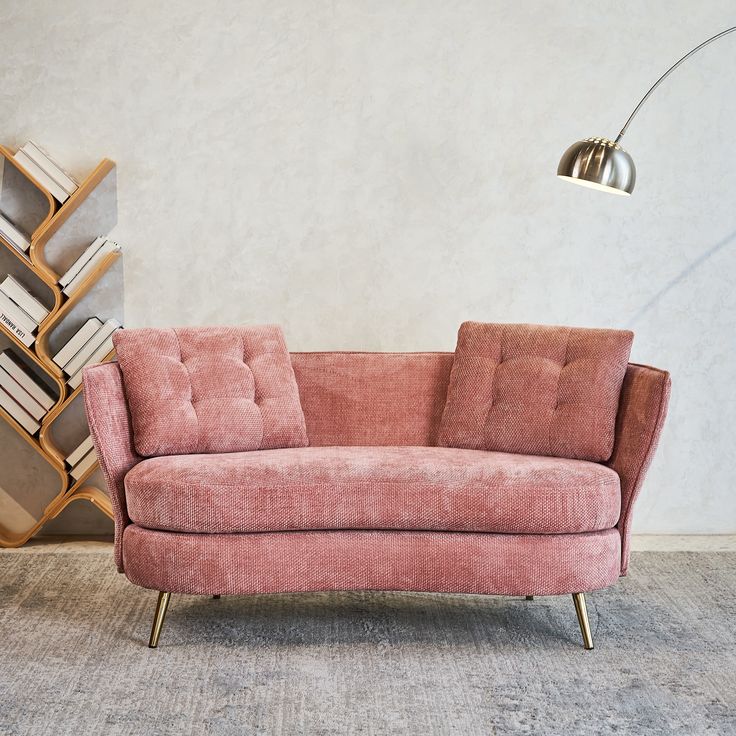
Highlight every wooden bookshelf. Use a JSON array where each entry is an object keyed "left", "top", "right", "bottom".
[{"left": 0, "top": 143, "right": 122, "bottom": 547}]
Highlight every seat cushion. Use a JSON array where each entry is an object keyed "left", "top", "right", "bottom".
[
  {"left": 438, "top": 322, "right": 633, "bottom": 461},
  {"left": 113, "top": 325, "right": 307, "bottom": 456},
  {"left": 125, "top": 446, "right": 620, "bottom": 535}
]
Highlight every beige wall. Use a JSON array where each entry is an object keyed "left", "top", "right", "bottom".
[{"left": 1, "top": 1, "right": 735, "bottom": 534}]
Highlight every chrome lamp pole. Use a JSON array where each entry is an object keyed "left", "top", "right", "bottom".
[{"left": 557, "top": 27, "right": 736, "bottom": 196}]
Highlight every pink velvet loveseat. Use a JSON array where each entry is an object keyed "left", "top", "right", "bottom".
[{"left": 83, "top": 342, "right": 670, "bottom": 650}]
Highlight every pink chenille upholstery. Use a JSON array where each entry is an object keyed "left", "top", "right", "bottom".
[
  {"left": 113, "top": 326, "right": 307, "bottom": 456},
  {"left": 122, "top": 526, "right": 622, "bottom": 597},
  {"left": 83, "top": 351, "right": 669, "bottom": 599},
  {"left": 124, "top": 446, "right": 620, "bottom": 534},
  {"left": 439, "top": 322, "right": 633, "bottom": 461}
]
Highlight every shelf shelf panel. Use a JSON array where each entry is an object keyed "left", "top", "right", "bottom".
[
  {"left": 0, "top": 146, "right": 57, "bottom": 240},
  {"left": 31, "top": 159, "right": 116, "bottom": 283},
  {"left": 35, "top": 250, "right": 123, "bottom": 374},
  {"left": 0, "top": 414, "right": 67, "bottom": 546}
]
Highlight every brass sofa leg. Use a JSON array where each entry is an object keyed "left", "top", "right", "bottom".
[
  {"left": 572, "top": 592, "right": 594, "bottom": 650},
  {"left": 148, "top": 591, "right": 171, "bottom": 648}
]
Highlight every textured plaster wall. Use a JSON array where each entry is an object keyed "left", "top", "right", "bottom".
[{"left": 1, "top": 1, "right": 735, "bottom": 534}]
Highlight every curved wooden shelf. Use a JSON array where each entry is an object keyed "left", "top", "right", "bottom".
[
  {"left": 34, "top": 249, "right": 121, "bottom": 375},
  {"left": 0, "top": 144, "right": 57, "bottom": 235},
  {"left": 30, "top": 158, "right": 115, "bottom": 283},
  {"left": 38, "top": 347, "right": 115, "bottom": 464},
  {"left": 0, "top": 143, "right": 119, "bottom": 547}
]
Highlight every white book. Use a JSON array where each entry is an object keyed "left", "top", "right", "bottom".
[
  {"left": 70, "top": 447, "right": 98, "bottom": 481},
  {"left": 0, "top": 212, "right": 30, "bottom": 252},
  {"left": 58, "top": 236, "right": 106, "bottom": 288},
  {"left": 64, "top": 319, "right": 121, "bottom": 376},
  {"left": 66, "top": 435, "right": 94, "bottom": 468},
  {"left": 13, "top": 151, "right": 70, "bottom": 204},
  {"left": 52, "top": 317, "right": 103, "bottom": 368},
  {"left": 67, "top": 332, "right": 117, "bottom": 389},
  {"left": 0, "top": 352, "right": 55, "bottom": 410},
  {"left": 0, "top": 294, "right": 36, "bottom": 347},
  {"left": 63, "top": 240, "right": 120, "bottom": 296},
  {"left": 0, "top": 275, "right": 49, "bottom": 323},
  {"left": 0, "top": 365, "right": 46, "bottom": 421},
  {"left": 0, "top": 291, "right": 37, "bottom": 332},
  {"left": 21, "top": 141, "right": 78, "bottom": 194},
  {"left": 0, "top": 385, "right": 40, "bottom": 434}
]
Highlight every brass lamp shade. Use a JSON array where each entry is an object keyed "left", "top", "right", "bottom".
[{"left": 557, "top": 137, "right": 636, "bottom": 195}]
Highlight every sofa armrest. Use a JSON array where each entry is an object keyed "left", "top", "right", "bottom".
[
  {"left": 83, "top": 362, "right": 141, "bottom": 572},
  {"left": 607, "top": 363, "right": 671, "bottom": 575}
]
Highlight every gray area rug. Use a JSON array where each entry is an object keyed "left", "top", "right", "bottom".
[{"left": 0, "top": 551, "right": 734, "bottom": 736}]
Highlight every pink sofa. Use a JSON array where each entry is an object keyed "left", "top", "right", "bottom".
[{"left": 83, "top": 350, "right": 670, "bottom": 650}]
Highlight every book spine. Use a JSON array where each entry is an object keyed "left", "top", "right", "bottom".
[
  {"left": 0, "top": 276, "right": 49, "bottom": 323},
  {"left": 0, "top": 353, "right": 55, "bottom": 410},
  {"left": 0, "top": 292, "right": 37, "bottom": 334},
  {"left": 70, "top": 448, "right": 98, "bottom": 481},
  {"left": 63, "top": 242, "right": 118, "bottom": 296},
  {"left": 13, "top": 151, "right": 70, "bottom": 203},
  {"left": 58, "top": 237, "right": 106, "bottom": 288},
  {"left": 52, "top": 318, "right": 103, "bottom": 368},
  {"left": 0, "top": 385, "right": 40, "bottom": 434},
  {"left": 66, "top": 435, "right": 94, "bottom": 467},
  {"left": 0, "top": 215, "right": 30, "bottom": 252},
  {"left": 22, "top": 142, "right": 79, "bottom": 193},
  {"left": 63, "top": 320, "right": 120, "bottom": 376},
  {"left": 0, "top": 366, "right": 46, "bottom": 421},
  {"left": 0, "top": 311, "right": 35, "bottom": 347}
]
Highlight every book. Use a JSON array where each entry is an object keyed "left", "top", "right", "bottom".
[
  {"left": 58, "top": 236, "right": 106, "bottom": 288},
  {"left": 0, "top": 385, "right": 40, "bottom": 434},
  {"left": 0, "top": 212, "right": 30, "bottom": 253},
  {"left": 63, "top": 318, "right": 121, "bottom": 376},
  {"left": 66, "top": 435, "right": 94, "bottom": 468},
  {"left": 13, "top": 150, "right": 70, "bottom": 204},
  {"left": 51, "top": 317, "right": 103, "bottom": 368},
  {"left": 0, "top": 352, "right": 55, "bottom": 410},
  {"left": 21, "top": 141, "right": 78, "bottom": 195},
  {"left": 0, "top": 365, "right": 46, "bottom": 421},
  {"left": 0, "top": 292, "right": 36, "bottom": 346},
  {"left": 0, "top": 275, "right": 49, "bottom": 323},
  {"left": 0, "top": 290, "right": 37, "bottom": 332},
  {"left": 63, "top": 240, "right": 120, "bottom": 296},
  {"left": 69, "top": 447, "right": 97, "bottom": 481},
  {"left": 67, "top": 332, "right": 117, "bottom": 389}
]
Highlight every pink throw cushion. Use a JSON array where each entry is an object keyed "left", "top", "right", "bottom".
[
  {"left": 113, "top": 325, "right": 308, "bottom": 456},
  {"left": 438, "top": 322, "right": 633, "bottom": 461}
]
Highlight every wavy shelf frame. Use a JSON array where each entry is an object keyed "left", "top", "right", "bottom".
[{"left": 0, "top": 143, "right": 121, "bottom": 547}]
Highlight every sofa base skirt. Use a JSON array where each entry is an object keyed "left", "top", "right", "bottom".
[{"left": 122, "top": 526, "right": 621, "bottom": 597}]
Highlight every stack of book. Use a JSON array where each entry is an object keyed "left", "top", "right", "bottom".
[
  {"left": 52, "top": 317, "right": 121, "bottom": 389},
  {"left": 65, "top": 435, "right": 98, "bottom": 482},
  {"left": 13, "top": 141, "right": 79, "bottom": 205},
  {"left": 0, "top": 350, "right": 55, "bottom": 435},
  {"left": 0, "top": 212, "right": 31, "bottom": 255},
  {"left": 0, "top": 275, "right": 49, "bottom": 347},
  {"left": 58, "top": 236, "right": 120, "bottom": 296}
]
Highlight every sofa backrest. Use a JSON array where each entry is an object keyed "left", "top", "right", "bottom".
[{"left": 290, "top": 352, "right": 453, "bottom": 446}]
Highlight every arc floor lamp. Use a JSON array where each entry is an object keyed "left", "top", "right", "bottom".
[{"left": 557, "top": 26, "right": 736, "bottom": 195}]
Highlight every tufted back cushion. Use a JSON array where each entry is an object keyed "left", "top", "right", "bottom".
[
  {"left": 438, "top": 322, "right": 633, "bottom": 461},
  {"left": 113, "top": 325, "right": 307, "bottom": 456}
]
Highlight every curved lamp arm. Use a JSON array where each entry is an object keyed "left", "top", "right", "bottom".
[
  {"left": 558, "top": 26, "right": 736, "bottom": 195},
  {"left": 615, "top": 26, "right": 736, "bottom": 143}
]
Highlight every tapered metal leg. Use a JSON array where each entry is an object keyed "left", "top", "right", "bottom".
[
  {"left": 212, "top": 595, "right": 220, "bottom": 599},
  {"left": 148, "top": 592, "right": 171, "bottom": 648},
  {"left": 572, "top": 592, "right": 594, "bottom": 650},
  {"left": 525, "top": 595, "right": 534, "bottom": 601}
]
